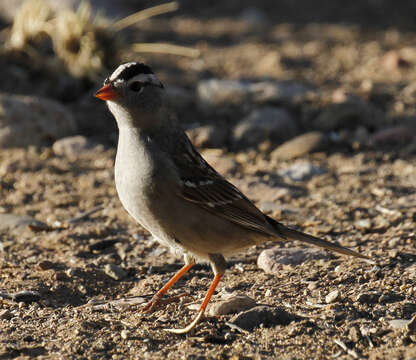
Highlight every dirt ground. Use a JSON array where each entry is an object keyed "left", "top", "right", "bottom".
[{"left": 1, "top": 1, "right": 416, "bottom": 359}]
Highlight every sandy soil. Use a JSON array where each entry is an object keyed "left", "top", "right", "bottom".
[{"left": 1, "top": 1, "right": 416, "bottom": 359}]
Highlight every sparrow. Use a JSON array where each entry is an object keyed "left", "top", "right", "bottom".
[{"left": 95, "top": 62, "right": 371, "bottom": 334}]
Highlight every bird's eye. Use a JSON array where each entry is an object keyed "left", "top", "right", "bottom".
[{"left": 129, "top": 82, "right": 143, "bottom": 92}]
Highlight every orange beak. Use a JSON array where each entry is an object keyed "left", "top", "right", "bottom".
[{"left": 95, "top": 84, "right": 118, "bottom": 101}]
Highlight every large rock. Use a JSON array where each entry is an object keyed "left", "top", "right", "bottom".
[
  {"left": 232, "top": 107, "right": 298, "bottom": 148},
  {"left": 0, "top": 94, "right": 77, "bottom": 148},
  {"left": 313, "top": 98, "right": 384, "bottom": 131},
  {"left": 230, "top": 306, "right": 296, "bottom": 331},
  {"left": 271, "top": 131, "right": 329, "bottom": 160},
  {"left": 197, "top": 79, "right": 313, "bottom": 110},
  {"left": 52, "top": 135, "right": 102, "bottom": 158},
  {"left": 258, "top": 247, "right": 332, "bottom": 274}
]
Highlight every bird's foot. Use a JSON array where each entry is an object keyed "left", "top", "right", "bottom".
[
  {"left": 164, "top": 309, "right": 205, "bottom": 334},
  {"left": 141, "top": 293, "right": 186, "bottom": 313}
]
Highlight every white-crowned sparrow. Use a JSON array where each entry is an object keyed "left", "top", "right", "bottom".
[{"left": 95, "top": 62, "right": 371, "bottom": 334}]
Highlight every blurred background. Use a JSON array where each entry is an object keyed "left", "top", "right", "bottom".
[{"left": 1, "top": 0, "right": 416, "bottom": 150}]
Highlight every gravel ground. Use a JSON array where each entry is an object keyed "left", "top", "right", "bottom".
[{"left": 1, "top": 1, "right": 416, "bottom": 359}]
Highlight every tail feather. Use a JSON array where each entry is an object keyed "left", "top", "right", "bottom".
[{"left": 267, "top": 216, "right": 372, "bottom": 262}]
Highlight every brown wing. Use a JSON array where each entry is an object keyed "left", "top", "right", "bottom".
[{"left": 172, "top": 136, "right": 278, "bottom": 237}]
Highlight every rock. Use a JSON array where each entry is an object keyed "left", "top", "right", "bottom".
[
  {"left": 0, "top": 94, "right": 77, "bottom": 148},
  {"left": 249, "top": 81, "right": 313, "bottom": 104},
  {"left": 104, "top": 264, "right": 127, "bottom": 281},
  {"left": 354, "top": 219, "right": 372, "bottom": 231},
  {"left": 380, "top": 50, "right": 410, "bottom": 71},
  {"left": 232, "top": 107, "right": 298, "bottom": 148},
  {"left": 278, "top": 161, "right": 327, "bottom": 181},
  {"left": 165, "top": 86, "right": 194, "bottom": 110},
  {"left": 356, "top": 292, "right": 381, "bottom": 304},
  {"left": 0, "top": 214, "right": 47, "bottom": 231},
  {"left": 258, "top": 247, "right": 332, "bottom": 274},
  {"left": 52, "top": 135, "right": 101, "bottom": 157},
  {"left": 186, "top": 125, "right": 228, "bottom": 148},
  {"left": 197, "top": 79, "right": 251, "bottom": 108},
  {"left": 197, "top": 79, "right": 313, "bottom": 109},
  {"left": 378, "top": 292, "right": 404, "bottom": 304},
  {"left": 230, "top": 306, "right": 296, "bottom": 331},
  {"left": 37, "top": 260, "right": 55, "bottom": 271},
  {"left": 313, "top": 98, "right": 384, "bottom": 131},
  {"left": 208, "top": 295, "right": 257, "bottom": 316},
  {"left": 389, "top": 319, "right": 411, "bottom": 330},
  {"left": 325, "top": 290, "right": 340, "bottom": 304},
  {"left": 0, "top": 309, "right": 12, "bottom": 320},
  {"left": 12, "top": 290, "right": 41, "bottom": 303},
  {"left": 369, "top": 126, "right": 416, "bottom": 146},
  {"left": 271, "top": 132, "right": 328, "bottom": 160}
]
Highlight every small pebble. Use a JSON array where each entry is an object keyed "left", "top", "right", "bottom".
[
  {"left": 53, "top": 271, "right": 70, "bottom": 281},
  {"left": 389, "top": 319, "right": 410, "bottom": 330},
  {"left": 104, "top": 264, "right": 127, "bottom": 280},
  {"left": 356, "top": 292, "right": 381, "bottom": 304},
  {"left": 0, "top": 309, "right": 12, "bottom": 320},
  {"left": 354, "top": 219, "right": 372, "bottom": 230},
  {"left": 12, "top": 290, "right": 41, "bottom": 303},
  {"left": 120, "top": 330, "right": 129, "bottom": 339},
  {"left": 37, "top": 260, "right": 55, "bottom": 271},
  {"left": 325, "top": 290, "right": 340, "bottom": 304},
  {"left": 209, "top": 295, "right": 257, "bottom": 316}
]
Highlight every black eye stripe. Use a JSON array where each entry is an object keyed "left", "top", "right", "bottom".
[{"left": 129, "top": 81, "right": 144, "bottom": 91}]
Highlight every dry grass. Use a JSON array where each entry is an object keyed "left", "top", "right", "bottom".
[{"left": 4, "top": 0, "right": 197, "bottom": 80}]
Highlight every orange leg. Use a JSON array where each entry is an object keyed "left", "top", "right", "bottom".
[
  {"left": 142, "top": 263, "right": 194, "bottom": 313},
  {"left": 165, "top": 273, "right": 223, "bottom": 334}
]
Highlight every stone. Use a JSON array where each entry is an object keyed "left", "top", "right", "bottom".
[
  {"left": 197, "top": 79, "right": 313, "bottom": 109},
  {"left": 378, "top": 292, "right": 404, "bottom": 304},
  {"left": 313, "top": 98, "right": 384, "bottom": 131},
  {"left": 0, "top": 214, "right": 47, "bottom": 231},
  {"left": 258, "top": 247, "right": 331, "bottom": 274},
  {"left": 186, "top": 125, "right": 228, "bottom": 148},
  {"left": 208, "top": 295, "right": 257, "bottom": 316},
  {"left": 230, "top": 306, "right": 295, "bottom": 331},
  {"left": 12, "top": 290, "right": 41, "bottom": 303},
  {"left": 232, "top": 107, "right": 298, "bottom": 148},
  {"left": 249, "top": 81, "right": 313, "bottom": 104},
  {"left": 271, "top": 132, "right": 328, "bottom": 160},
  {"left": 354, "top": 219, "right": 372, "bottom": 231},
  {"left": 104, "top": 264, "right": 127, "bottom": 280},
  {"left": 0, "top": 309, "right": 12, "bottom": 320},
  {"left": 356, "top": 292, "right": 381, "bottom": 304},
  {"left": 52, "top": 135, "right": 101, "bottom": 157},
  {"left": 278, "top": 161, "right": 327, "bottom": 181},
  {"left": 0, "top": 94, "right": 77, "bottom": 148},
  {"left": 389, "top": 319, "right": 411, "bottom": 330},
  {"left": 325, "top": 290, "right": 340, "bottom": 304},
  {"left": 197, "top": 79, "right": 251, "bottom": 107},
  {"left": 369, "top": 126, "right": 415, "bottom": 146}
]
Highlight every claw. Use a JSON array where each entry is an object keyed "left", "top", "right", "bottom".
[
  {"left": 163, "top": 273, "right": 223, "bottom": 335},
  {"left": 164, "top": 310, "right": 205, "bottom": 334},
  {"left": 142, "top": 294, "right": 186, "bottom": 313}
]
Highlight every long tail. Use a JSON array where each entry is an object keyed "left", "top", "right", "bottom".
[{"left": 267, "top": 216, "right": 372, "bottom": 262}]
